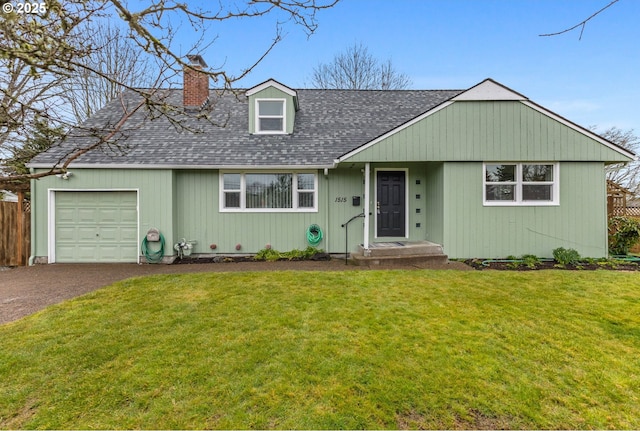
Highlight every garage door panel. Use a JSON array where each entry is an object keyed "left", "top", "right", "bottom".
[
  {"left": 75, "top": 246, "right": 99, "bottom": 261},
  {"left": 76, "top": 227, "right": 99, "bottom": 242},
  {"left": 55, "top": 191, "right": 138, "bottom": 263},
  {"left": 57, "top": 226, "right": 78, "bottom": 241},
  {"left": 77, "top": 208, "right": 99, "bottom": 222},
  {"left": 57, "top": 208, "right": 76, "bottom": 220},
  {"left": 57, "top": 245, "right": 98, "bottom": 261},
  {"left": 98, "top": 226, "right": 123, "bottom": 242},
  {"left": 97, "top": 208, "right": 121, "bottom": 223}
]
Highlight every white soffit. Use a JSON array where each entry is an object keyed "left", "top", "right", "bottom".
[{"left": 453, "top": 79, "right": 526, "bottom": 101}]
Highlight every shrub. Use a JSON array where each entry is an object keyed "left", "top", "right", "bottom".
[
  {"left": 255, "top": 246, "right": 323, "bottom": 261},
  {"left": 608, "top": 216, "right": 640, "bottom": 255},
  {"left": 521, "top": 254, "right": 540, "bottom": 269},
  {"left": 553, "top": 247, "right": 581, "bottom": 266},
  {"left": 255, "top": 248, "right": 281, "bottom": 262}
]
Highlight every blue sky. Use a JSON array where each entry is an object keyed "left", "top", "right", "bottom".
[{"left": 174, "top": 0, "right": 639, "bottom": 135}]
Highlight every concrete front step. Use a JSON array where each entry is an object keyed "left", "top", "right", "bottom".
[
  {"left": 355, "top": 241, "right": 444, "bottom": 257},
  {"left": 350, "top": 241, "right": 448, "bottom": 268},
  {"left": 350, "top": 252, "right": 449, "bottom": 268}
]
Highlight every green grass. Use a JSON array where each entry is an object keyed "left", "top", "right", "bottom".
[{"left": 2, "top": 270, "right": 640, "bottom": 429}]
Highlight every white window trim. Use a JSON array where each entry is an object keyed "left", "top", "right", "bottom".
[
  {"left": 219, "top": 171, "right": 318, "bottom": 213},
  {"left": 483, "top": 162, "right": 559, "bottom": 206},
  {"left": 254, "top": 98, "right": 287, "bottom": 134}
]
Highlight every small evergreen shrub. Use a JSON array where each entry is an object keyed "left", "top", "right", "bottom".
[
  {"left": 521, "top": 254, "right": 540, "bottom": 269},
  {"left": 608, "top": 216, "right": 640, "bottom": 255},
  {"left": 255, "top": 246, "right": 324, "bottom": 261},
  {"left": 553, "top": 247, "right": 581, "bottom": 266},
  {"left": 255, "top": 248, "right": 281, "bottom": 261}
]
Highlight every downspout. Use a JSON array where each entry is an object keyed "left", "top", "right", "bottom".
[
  {"left": 363, "top": 162, "right": 370, "bottom": 253},
  {"left": 28, "top": 170, "right": 35, "bottom": 266}
]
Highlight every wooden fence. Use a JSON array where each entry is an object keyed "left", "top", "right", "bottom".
[{"left": 0, "top": 199, "right": 30, "bottom": 266}]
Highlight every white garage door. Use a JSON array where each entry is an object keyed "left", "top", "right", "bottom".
[{"left": 54, "top": 191, "right": 138, "bottom": 263}]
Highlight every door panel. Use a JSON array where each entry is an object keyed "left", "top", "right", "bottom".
[{"left": 377, "top": 171, "right": 406, "bottom": 237}]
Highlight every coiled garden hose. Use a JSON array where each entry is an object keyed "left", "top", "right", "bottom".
[
  {"left": 306, "top": 224, "right": 323, "bottom": 246},
  {"left": 141, "top": 232, "right": 165, "bottom": 264}
]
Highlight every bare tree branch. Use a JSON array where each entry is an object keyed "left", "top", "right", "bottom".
[
  {"left": 598, "top": 126, "right": 640, "bottom": 194},
  {"left": 0, "top": 0, "right": 340, "bottom": 186},
  {"left": 539, "top": 0, "right": 619, "bottom": 40},
  {"left": 310, "top": 42, "right": 412, "bottom": 90}
]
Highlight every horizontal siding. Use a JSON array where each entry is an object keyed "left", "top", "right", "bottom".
[
  {"left": 442, "top": 161, "right": 608, "bottom": 258},
  {"left": 345, "top": 101, "right": 630, "bottom": 163}
]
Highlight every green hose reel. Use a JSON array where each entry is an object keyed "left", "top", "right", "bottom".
[
  {"left": 306, "top": 224, "right": 323, "bottom": 246},
  {"left": 141, "top": 229, "right": 165, "bottom": 264}
]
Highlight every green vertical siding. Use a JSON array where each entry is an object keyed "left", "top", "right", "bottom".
[
  {"left": 326, "top": 167, "right": 365, "bottom": 254},
  {"left": 175, "top": 170, "right": 331, "bottom": 254},
  {"left": 361, "top": 163, "right": 436, "bottom": 244},
  {"left": 423, "top": 163, "right": 444, "bottom": 245},
  {"left": 31, "top": 169, "right": 175, "bottom": 261},
  {"left": 344, "top": 101, "right": 631, "bottom": 163},
  {"left": 248, "top": 87, "right": 296, "bottom": 134},
  {"left": 441, "top": 161, "right": 608, "bottom": 258},
  {"left": 31, "top": 161, "right": 609, "bottom": 261}
]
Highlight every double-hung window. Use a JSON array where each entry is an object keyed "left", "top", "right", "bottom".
[
  {"left": 484, "top": 163, "right": 558, "bottom": 205},
  {"left": 221, "top": 172, "right": 317, "bottom": 212},
  {"left": 256, "top": 99, "right": 285, "bottom": 133}
]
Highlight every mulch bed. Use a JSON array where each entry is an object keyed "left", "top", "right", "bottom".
[
  {"left": 172, "top": 252, "right": 332, "bottom": 265},
  {"left": 463, "top": 258, "right": 640, "bottom": 271},
  {"left": 175, "top": 254, "right": 640, "bottom": 271}
]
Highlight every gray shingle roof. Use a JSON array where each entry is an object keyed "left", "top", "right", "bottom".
[{"left": 30, "top": 87, "right": 463, "bottom": 168}]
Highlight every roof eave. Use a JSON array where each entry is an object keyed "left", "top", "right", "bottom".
[{"left": 27, "top": 162, "right": 335, "bottom": 170}]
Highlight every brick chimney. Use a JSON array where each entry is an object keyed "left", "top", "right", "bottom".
[{"left": 183, "top": 55, "right": 209, "bottom": 108}]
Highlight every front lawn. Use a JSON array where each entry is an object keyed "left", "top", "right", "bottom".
[{"left": 1, "top": 270, "right": 640, "bottom": 429}]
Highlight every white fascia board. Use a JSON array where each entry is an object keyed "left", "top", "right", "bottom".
[
  {"left": 337, "top": 100, "right": 455, "bottom": 163},
  {"left": 246, "top": 79, "right": 297, "bottom": 97},
  {"left": 27, "top": 163, "right": 334, "bottom": 170},
  {"left": 452, "top": 78, "right": 526, "bottom": 101},
  {"left": 521, "top": 100, "right": 637, "bottom": 161}
]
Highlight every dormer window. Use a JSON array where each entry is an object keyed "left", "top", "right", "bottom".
[{"left": 256, "top": 99, "right": 285, "bottom": 133}]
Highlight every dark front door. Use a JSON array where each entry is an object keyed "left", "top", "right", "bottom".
[{"left": 377, "top": 171, "right": 406, "bottom": 237}]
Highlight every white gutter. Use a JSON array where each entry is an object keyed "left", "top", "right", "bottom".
[{"left": 26, "top": 163, "right": 336, "bottom": 170}]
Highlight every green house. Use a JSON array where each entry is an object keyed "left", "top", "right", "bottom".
[{"left": 28, "top": 57, "right": 634, "bottom": 263}]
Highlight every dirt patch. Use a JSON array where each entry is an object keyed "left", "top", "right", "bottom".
[{"left": 453, "top": 409, "right": 518, "bottom": 430}]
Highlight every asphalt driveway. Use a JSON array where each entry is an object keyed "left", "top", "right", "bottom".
[{"left": 0, "top": 259, "right": 472, "bottom": 325}]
